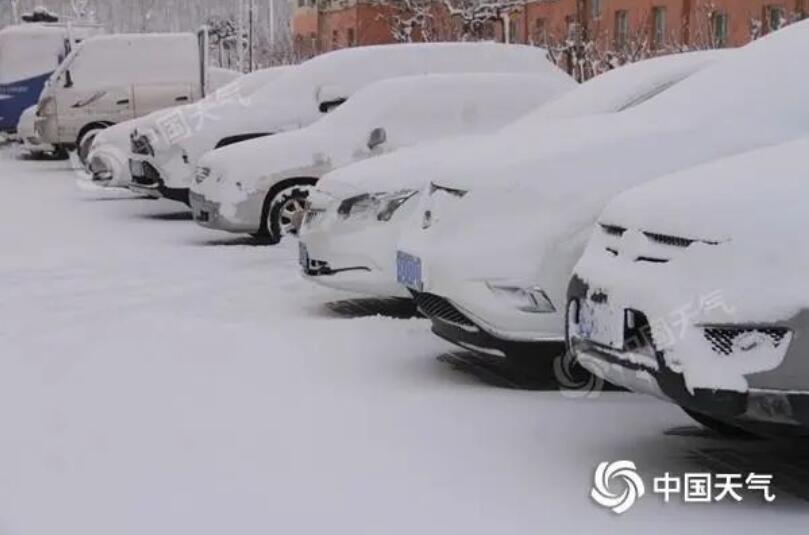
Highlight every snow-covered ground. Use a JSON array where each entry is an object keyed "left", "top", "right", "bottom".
[{"left": 0, "top": 145, "right": 806, "bottom": 533}]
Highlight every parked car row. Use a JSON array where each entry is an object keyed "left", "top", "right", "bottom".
[{"left": 14, "top": 19, "right": 809, "bottom": 438}]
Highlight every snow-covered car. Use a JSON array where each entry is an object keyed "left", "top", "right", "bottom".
[
  {"left": 16, "top": 105, "right": 57, "bottom": 157},
  {"left": 300, "top": 49, "right": 730, "bottom": 300},
  {"left": 191, "top": 72, "right": 573, "bottom": 242},
  {"left": 85, "top": 65, "right": 291, "bottom": 189},
  {"left": 393, "top": 20, "right": 809, "bottom": 377},
  {"left": 568, "top": 136, "right": 809, "bottom": 436},
  {"left": 127, "top": 42, "right": 565, "bottom": 205}
]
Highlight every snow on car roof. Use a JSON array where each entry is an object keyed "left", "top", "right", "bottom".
[
  {"left": 0, "top": 24, "right": 71, "bottom": 83},
  {"left": 445, "top": 19, "right": 809, "bottom": 194},
  {"left": 312, "top": 72, "right": 573, "bottom": 134},
  {"left": 636, "top": 19, "right": 809, "bottom": 123},
  {"left": 529, "top": 49, "right": 733, "bottom": 121},
  {"left": 249, "top": 41, "right": 572, "bottom": 105}
]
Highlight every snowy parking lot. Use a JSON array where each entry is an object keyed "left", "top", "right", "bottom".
[{"left": 1, "top": 146, "right": 807, "bottom": 533}]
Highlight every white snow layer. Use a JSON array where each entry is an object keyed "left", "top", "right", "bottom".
[{"left": 1, "top": 147, "right": 804, "bottom": 533}]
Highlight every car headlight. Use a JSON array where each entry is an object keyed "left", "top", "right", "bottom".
[
  {"left": 38, "top": 96, "right": 56, "bottom": 116},
  {"left": 195, "top": 166, "right": 211, "bottom": 184},
  {"left": 337, "top": 190, "right": 417, "bottom": 221},
  {"left": 130, "top": 131, "right": 154, "bottom": 156},
  {"left": 486, "top": 282, "right": 556, "bottom": 313},
  {"left": 337, "top": 193, "right": 376, "bottom": 218},
  {"left": 376, "top": 190, "right": 417, "bottom": 222}
]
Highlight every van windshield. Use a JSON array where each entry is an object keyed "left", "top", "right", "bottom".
[{"left": 45, "top": 45, "right": 80, "bottom": 89}]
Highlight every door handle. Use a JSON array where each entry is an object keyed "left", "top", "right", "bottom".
[
  {"left": 175, "top": 96, "right": 190, "bottom": 102},
  {"left": 116, "top": 99, "right": 130, "bottom": 105}
]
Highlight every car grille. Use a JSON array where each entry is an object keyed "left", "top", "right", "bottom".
[
  {"left": 600, "top": 223, "right": 626, "bottom": 237},
  {"left": 643, "top": 231, "right": 694, "bottom": 248},
  {"left": 413, "top": 293, "right": 475, "bottom": 328},
  {"left": 599, "top": 222, "right": 718, "bottom": 264},
  {"left": 703, "top": 327, "right": 789, "bottom": 355}
]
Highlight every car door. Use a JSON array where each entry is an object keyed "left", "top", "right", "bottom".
[
  {"left": 133, "top": 83, "right": 194, "bottom": 118},
  {"left": 54, "top": 81, "right": 134, "bottom": 141}
]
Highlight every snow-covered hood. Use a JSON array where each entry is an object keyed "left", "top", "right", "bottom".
[
  {"left": 195, "top": 71, "right": 575, "bottom": 202},
  {"left": 313, "top": 135, "right": 491, "bottom": 204},
  {"left": 400, "top": 112, "right": 809, "bottom": 309},
  {"left": 143, "top": 93, "right": 310, "bottom": 160},
  {"left": 601, "top": 137, "right": 809, "bottom": 245},
  {"left": 192, "top": 125, "right": 336, "bottom": 198},
  {"left": 584, "top": 136, "right": 809, "bottom": 323}
]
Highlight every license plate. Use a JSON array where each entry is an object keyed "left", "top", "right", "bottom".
[
  {"left": 578, "top": 299, "right": 624, "bottom": 349},
  {"left": 396, "top": 251, "right": 423, "bottom": 291},
  {"left": 129, "top": 159, "right": 144, "bottom": 177},
  {"left": 299, "top": 241, "right": 310, "bottom": 270}
]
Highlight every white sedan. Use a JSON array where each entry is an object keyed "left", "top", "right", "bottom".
[
  {"left": 300, "top": 49, "right": 730, "bottom": 300},
  {"left": 190, "top": 72, "right": 573, "bottom": 243},
  {"left": 395, "top": 21, "right": 809, "bottom": 371}
]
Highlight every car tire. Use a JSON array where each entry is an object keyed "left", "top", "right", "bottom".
[
  {"left": 77, "top": 127, "right": 106, "bottom": 168},
  {"left": 51, "top": 145, "right": 70, "bottom": 160},
  {"left": 257, "top": 184, "right": 313, "bottom": 245},
  {"left": 683, "top": 408, "right": 757, "bottom": 438}
]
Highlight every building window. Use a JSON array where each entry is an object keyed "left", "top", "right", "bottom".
[
  {"left": 591, "top": 0, "right": 603, "bottom": 20},
  {"left": 347, "top": 27, "right": 355, "bottom": 46},
  {"left": 332, "top": 29, "right": 339, "bottom": 48},
  {"left": 652, "top": 7, "right": 667, "bottom": 48},
  {"left": 614, "top": 10, "right": 629, "bottom": 48},
  {"left": 766, "top": 5, "right": 786, "bottom": 32},
  {"left": 566, "top": 15, "right": 581, "bottom": 42},
  {"left": 712, "top": 12, "right": 729, "bottom": 47},
  {"left": 534, "top": 18, "right": 547, "bottom": 44},
  {"left": 508, "top": 18, "right": 518, "bottom": 43}
]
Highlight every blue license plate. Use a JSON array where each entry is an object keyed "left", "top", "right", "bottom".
[{"left": 396, "top": 251, "right": 423, "bottom": 291}]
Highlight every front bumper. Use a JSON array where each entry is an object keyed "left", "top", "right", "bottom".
[
  {"left": 188, "top": 191, "right": 255, "bottom": 233},
  {"left": 129, "top": 158, "right": 189, "bottom": 205},
  {"left": 412, "top": 290, "right": 565, "bottom": 372},
  {"left": 300, "top": 209, "right": 410, "bottom": 298},
  {"left": 567, "top": 274, "right": 809, "bottom": 431},
  {"left": 35, "top": 115, "right": 60, "bottom": 146}
]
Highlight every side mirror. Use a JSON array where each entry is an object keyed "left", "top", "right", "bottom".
[
  {"left": 367, "top": 127, "right": 387, "bottom": 150},
  {"left": 317, "top": 84, "right": 347, "bottom": 113},
  {"left": 63, "top": 69, "right": 74, "bottom": 88}
]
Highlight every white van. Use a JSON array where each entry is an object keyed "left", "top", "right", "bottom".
[{"left": 35, "top": 32, "right": 212, "bottom": 160}]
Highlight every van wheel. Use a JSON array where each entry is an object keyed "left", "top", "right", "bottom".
[
  {"left": 683, "top": 409, "right": 756, "bottom": 438},
  {"left": 260, "top": 185, "right": 312, "bottom": 245},
  {"left": 77, "top": 127, "right": 106, "bottom": 168}
]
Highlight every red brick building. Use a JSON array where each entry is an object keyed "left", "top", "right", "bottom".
[{"left": 292, "top": 0, "right": 807, "bottom": 66}]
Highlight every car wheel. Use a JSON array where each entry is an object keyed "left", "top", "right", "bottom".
[
  {"left": 683, "top": 408, "right": 757, "bottom": 438},
  {"left": 51, "top": 145, "right": 70, "bottom": 160},
  {"left": 77, "top": 127, "right": 106, "bottom": 168},
  {"left": 262, "top": 185, "right": 312, "bottom": 244}
]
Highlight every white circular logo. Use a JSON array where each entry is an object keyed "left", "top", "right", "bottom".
[
  {"left": 591, "top": 460, "right": 645, "bottom": 514},
  {"left": 553, "top": 350, "right": 604, "bottom": 399}
]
